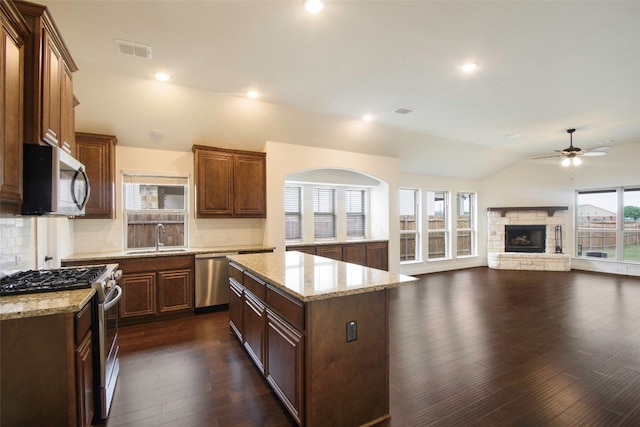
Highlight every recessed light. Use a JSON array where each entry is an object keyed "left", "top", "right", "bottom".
[
  {"left": 246, "top": 90, "right": 260, "bottom": 99},
  {"left": 154, "top": 72, "right": 170, "bottom": 82},
  {"left": 459, "top": 63, "right": 478, "bottom": 73},
  {"left": 304, "top": 0, "right": 324, "bottom": 13},
  {"left": 363, "top": 114, "right": 374, "bottom": 122}
]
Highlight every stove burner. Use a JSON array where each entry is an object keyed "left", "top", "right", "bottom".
[{"left": 0, "top": 266, "right": 108, "bottom": 296}]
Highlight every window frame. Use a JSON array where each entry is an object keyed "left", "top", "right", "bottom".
[
  {"left": 456, "top": 192, "right": 476, "bottom": 257},
  {"left": 345, "top": 188, "right": 366, "bottom": 239},
  {"left": 426, "top": 190, "right": 450, "bottom": 260},
  {"left": 313, "top": 187, "right": 337, "bottom": 240},
  {"left": 285, "top": 185, "right": 302, "bottom": 241},
  {"left": 122, "top": 173, "right": 189, "bottom": 252},
  {"left": 399, "top": 188, "right": 420, "bottom": 263}
]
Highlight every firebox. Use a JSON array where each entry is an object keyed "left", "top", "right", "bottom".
[{"left": 505, "top": 225, "right": 546, "bottom": 253}]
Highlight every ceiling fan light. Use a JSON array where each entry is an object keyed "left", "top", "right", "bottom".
[
  {"left": 572, "top": 156, "right": 582, "bottom": 166},
  {"left": 561, "top": 157, "right": 571, "bottom": 167}
]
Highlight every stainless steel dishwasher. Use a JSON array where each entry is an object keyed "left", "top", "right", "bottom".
[{"left": 195, "top": 252, "right": 238, "bottom": 309}]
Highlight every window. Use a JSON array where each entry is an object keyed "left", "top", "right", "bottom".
[
  {"left": 427, "top": 191, "right": 448, "bottom": 260},
  {"left": 400, "top": 189, "right": 419, "bottom": 262},
  {"left": 285, "top": 186, "right": 302, "bottom": 240},
  {"left": 123, "top": 174, "right": 188, "bottom": 251},
  {"left": 457, "top": 192, "right": 476, "bottom": 256},
  {"left": 577, "top": 189, "right": 617, "bottom": 259},
  {"left": 314, "top": 188, "right": 336, "bottom": 239},
  {"left": 346, "top": 189, "right": 366, "bottom": 238},
  {"left": 623, "top": 188, "right": 640, "bottom": 262}
]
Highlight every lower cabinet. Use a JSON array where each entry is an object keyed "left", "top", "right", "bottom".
[
  {"left": 64, "top": 255, "right": 195, "bottom": 325},
  {"left": 287, "top": 240, "right": 388, "bottom": 271},
  {"left": 243, "top": 290, "right": 266, "bottom": 373},
  {"left": 229, "top": 279, "right": 244, "bottom": 339},
  {"left": 0, "top": 299, "right": 95, "bottom": 427},
  {"left": 266, "top": 310, "right": 304, "bottom": 423}
]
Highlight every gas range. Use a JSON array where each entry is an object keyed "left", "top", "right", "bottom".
[{"left": 0, "top": 264, "right": 121, "bottom": 302}]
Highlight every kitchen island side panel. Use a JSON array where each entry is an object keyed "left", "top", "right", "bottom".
[{"left": 305, "top": 289, "right": 389, "bottom": 427}]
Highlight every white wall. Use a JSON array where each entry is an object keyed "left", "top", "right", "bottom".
[
  {"left": 265, "top": 141, "right": 400, "bottom": 272},
  {"left": 399, "top": 173, "right": 484, "bottom": 276}
]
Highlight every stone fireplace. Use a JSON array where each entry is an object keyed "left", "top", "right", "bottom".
[{"left": 487, "top": 206, "right": 571, "bottom": 271}]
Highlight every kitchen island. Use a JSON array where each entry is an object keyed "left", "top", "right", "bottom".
[{"left": 227, "top": 251, "right": 417, "bottom": 427}]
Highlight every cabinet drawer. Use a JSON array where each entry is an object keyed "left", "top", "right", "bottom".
[
  {"left": 244, "top": 272, "right": 266, "bottom": 301},
  {"left": 229, "top": 262, "right": 244, "bottom": 284},
  {"left": 266, "top": 285, "right": 304, "bottom": 332},
  {"left": 75, "top": 301, "right": 93, "bottom": 345},
  {"left": 118, "top": 255, "right": 192, "bottom": 273}
]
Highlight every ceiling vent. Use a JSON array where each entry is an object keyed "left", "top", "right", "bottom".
[
  {"left": 394, "top": 107, "right": 415, "bottom": 115},
  {"left": 115, "top": 39, "right": 152, "bottom": 59}
]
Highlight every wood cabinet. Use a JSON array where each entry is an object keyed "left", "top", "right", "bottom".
[
  {"left": 64, "top": 255, "right": 194, "bottom": 325},
  {"left": 74, "top": 302, "right": 94, "bottom": 427},
  {"left": 15, "top": 0, "right": 78, "bottom": 149},
  {"left": 315, "top": 244, "right": 342, "bottom": 261},
  {"left": 0, "top": 1, "right": 29, "bottom": 215},
  {"left": 1, "top": 297, "right": 95, "bottom": 427},
  {"left": 229, "top": 259, "right": 390, "bottom": 427},
  {"left": 192, "top": 145, "right": 266, "bottom": 218},
  {"left": 74, "top": 132, "right": 117, "bottom": 219},
  {"left": 287, "top": 241, "right": 389, "bottom": 271}
]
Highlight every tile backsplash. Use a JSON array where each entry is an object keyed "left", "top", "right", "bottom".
[{"left": 0, "top": 216, "right": 35, "bottom": 277}]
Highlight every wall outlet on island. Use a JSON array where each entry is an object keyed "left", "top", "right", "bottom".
[{"left": 346, "top": 320, "right": 357, "bottom": 343}]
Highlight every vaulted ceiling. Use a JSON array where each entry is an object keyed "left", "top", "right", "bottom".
[{"left": 39, "top": 0, "right": 640, "bottom": 179}]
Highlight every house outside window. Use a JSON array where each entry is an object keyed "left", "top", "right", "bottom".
[
  {"left": 123, "top": 174, "right": 188, "bottom": 251},
  {"left": 400, "top": 188, "right": 419, "bottom": 262},
  {"left": 314, "top": 187, "right": 336, "bottom": 239},
  {"left": 427, "top": 190, "right": 449, "bottom": 260},
  {"left": 285, "top": 186, "right": 302, "bottom": 240},
  {"left": 456, "top": 192, "right": 476, "bottom": 257},
  {"left": 346, "top": 189, "right": 366, "bottom": 238}
]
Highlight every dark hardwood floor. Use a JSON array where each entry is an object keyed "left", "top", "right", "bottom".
[{"left": 103, "top": 267, "right": 640, "bottom": 426}]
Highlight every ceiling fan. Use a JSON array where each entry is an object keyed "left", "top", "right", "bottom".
[{"left": 532, "top": 129, "right": 610, "bottom": 167}]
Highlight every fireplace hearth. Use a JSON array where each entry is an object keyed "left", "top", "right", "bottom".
[{"left": 505, "top": 225, "right": 546, "bottom": 253}]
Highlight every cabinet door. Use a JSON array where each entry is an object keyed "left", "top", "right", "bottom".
[
  {"left": 41, "top": 31, "right": 62, "bottom": 146},
  {"left": 243, "top": 291, "right": 266, "bottom": 373},
  {"left": 233, "top": 153, "right": 266, "bottom": 217},
  {"left": 342, "top": 243, "right": 367, "bottom": 266},
  {"left": 0, "top": 24, "right": 23, "bottom": 214},
  {"left": 194, "top": 148, "right": 233, "bottom": 217},
  {"left": 60, "top": 64, "right": 75, "bottom": 156},
  {"left": 157, "top": 269, "right": 193, "bottom": 314},
  {"left": 366, "top": 241, "right": 389, "bottom": 271},
  {"left": 229, "top": 279, "right": 244, "bottom": 340},
  {"left": 75, "top": 330, "right": 94, "bottom": 427},
  {"left": 119, "top": 272, "right": 156, "bottom": 320},
  {"left": 75, "top": 133, "right": 117, "bottom": 218},
  {"left": 266, "top": 311, "right": 304, "bottom": 424},
  {"left": 316, "top": 244, "right": 343, "bottom": 261}
]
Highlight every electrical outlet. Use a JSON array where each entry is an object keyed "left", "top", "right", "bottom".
[
  {"left": 15, "top": 255, "right": 23, "bottom": 265},
  {"left": 105, "top": 241, "right": 116, "bottom": 248},
  {"left": 346, "top": 320, "right": 357, "bottom": 343}
]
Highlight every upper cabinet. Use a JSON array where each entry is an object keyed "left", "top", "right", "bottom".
[
  {"left": 15, "top": 0, "right": 78, "bottom": 151},
  {"left": 75, "top": 132, "right": 117, "bottom": 219},
  {"left": 0, "top": 0, "right": 30, "bottom": 215},
  {"left": 192, "top": 145, "right": 266, "bottom": 218}
]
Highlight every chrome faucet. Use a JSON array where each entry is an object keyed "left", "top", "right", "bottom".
[{"left": 155, "top": 223, "right": 166, "bottom": 251}]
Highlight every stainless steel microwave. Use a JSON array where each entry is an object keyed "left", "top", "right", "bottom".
[{"left": 22, "top": 144, "right": 90, "bottom": 216}]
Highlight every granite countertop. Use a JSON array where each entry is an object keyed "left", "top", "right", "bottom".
[
  {"left": 228, "top": 251, "right": 417, "bottom": 302},
  {"left": 62, "top": 245, "right": 275, "bottom": 262},
  {"left": 0, "top": 288, "right": 95, "bottom": 321},
  {"left": 286, "top": 239, "right": 388, "bottom": 247}
]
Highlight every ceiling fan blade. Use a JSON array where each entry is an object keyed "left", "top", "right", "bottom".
[
  {"left": 531, "top": 154, "right": 562, "bottom": 160},
  {"left": 583, "top": 145, "right": 611, "bottom": 156}
]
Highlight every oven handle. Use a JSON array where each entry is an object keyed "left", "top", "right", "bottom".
[{"left": 103, "top": 285, "right": 123, "bottom": 311}]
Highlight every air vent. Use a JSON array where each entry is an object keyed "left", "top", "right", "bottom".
[
  {"left": 394, "top": 107, "right": 415, "bottom": 115},
  {"left": 115, "top": 39, "right": 152, "bottom": 59}
]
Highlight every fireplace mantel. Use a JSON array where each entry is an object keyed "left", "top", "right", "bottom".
[{"left": 487, "top": 206, "right": 568, "bottom": 217}]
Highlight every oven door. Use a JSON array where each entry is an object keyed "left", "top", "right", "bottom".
[{"left": 97, "top": 284, "right": 122, "bottom": 420}]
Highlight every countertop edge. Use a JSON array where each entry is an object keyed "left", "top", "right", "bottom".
[
  {"left": 0, "top": 288, "right": 96, "bottom": 321},
  {"left": 62, "top": 246, "right": 276, "bottom": 262}
]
